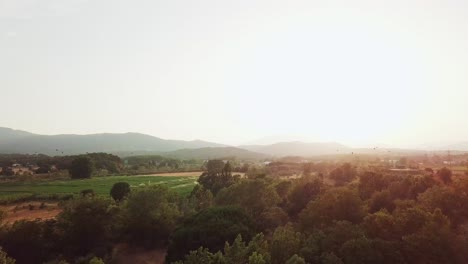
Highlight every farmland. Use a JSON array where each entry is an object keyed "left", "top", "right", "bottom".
[{"left": 0, "top": 174, "right": 199, "bottom": 202}]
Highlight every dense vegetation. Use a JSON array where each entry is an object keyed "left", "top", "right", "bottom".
[
  {"left": 0, "top": 153, "right": 208, "bottom": 180},
  {"left": 1, "top": 157, "right": 468, "bottom": 263}
]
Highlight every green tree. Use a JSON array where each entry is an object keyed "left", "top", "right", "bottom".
[
  {"left": 1, "top": 220, "right": 59, "bottom": 264},
  {"left": 122, "top": 185, "right": 181, "bottom": 248},
  {"left": 287, "top": 178, "right": 322, "bottom": 217},
  {"left": 320, "top": 252, "right": 343, "bottom": 264},
  {"left": 368, "top": 190, "right": 395, "bottom": 213},
  {"left": 363, "top": 210, "right": 398, "bottom": 241},
  {"left": 402, "top": 209, "right": 466, "bottom": 263},
  {"left": 56, "top": 197, "right": 115, "bottom": 258},
  {"left": 437, "top": 167, "right": 453, "bottom": 184},
  {"left": 166, "top": 206, "right": 254, "bottom": 263},
  {"left": 215, "top": 179, "right": 280, "bottom": 219},
  {"left": 110, "top": 182, "right": 131, "bottom": 202},
  {"left": 270, "top": 224, "right": 304, "bottom": 264},
  {"left": 329, "top": 163, "right": 356, "bottom": 186},
  {"left": 206, "top": 160, "right": 225, "bottom": 175},
  {"left": 88, "top": 257, "right": 105, "bottom": 264},
  {"left": 0, "top": 209, "right": 6, "bottom": 225},
  {"left": 248, "top": 252, "right": 266, "bottom": 264},
  {"left": 358, "top": 172, "right": 389, "bottom": 200},
  {"left": 69, "top": 156, "right": 93, "bottom": 179},
  {"left": 0, "top": 247, "right": 15, "bottom": 264},
  {"left": 199, "top": 160, "right": 239, "bottom": 195},
  {"left": 299, "top": 188, "right": 365, "bottom": 231},
  {"left": 173, "top": 247, "right": 225, "bottom": 264},
  {"left": 189, "top": 184, "right": 213, "bottom": 211},
  {"left": 286, "top": 254, "right": 305, "bottom": 264}
]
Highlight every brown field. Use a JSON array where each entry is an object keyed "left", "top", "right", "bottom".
[{"left": 0, "top": 202, "right": 61, "bottom": 224}]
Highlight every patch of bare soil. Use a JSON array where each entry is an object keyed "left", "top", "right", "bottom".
[
  {"left": 112, "top": 244, "right": 167, "bottom": 264},
  {"left": 0, "top": 202, "right": 61, "bottom": 224}
]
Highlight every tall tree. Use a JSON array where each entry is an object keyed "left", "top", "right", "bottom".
[{"left": 69, "top": 156, "right": 93, "bottom": 179}]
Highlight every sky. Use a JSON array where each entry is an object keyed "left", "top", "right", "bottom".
[{"left": 1, "top": 0, "right": 468, "bottom": 147}]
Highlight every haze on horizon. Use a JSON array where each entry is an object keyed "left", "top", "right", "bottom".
[{"left": 1, "top": 0, "right": 468, "bottom": 148}]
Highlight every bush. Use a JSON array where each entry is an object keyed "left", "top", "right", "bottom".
[
  {"left": 166, "top": 206, "right": 255, "bottom": 263},
  {"left": 0, "top": 247, "right": 15, "bottom": 264},
  {"left": 121, "top": 185, "right": 181, "bottom": 248},
  {"left": 110, "top": 182, "right": 131, "bottom": 202},
  {"left": 70, "top": 157, "right": 93, "bottom": 179}
]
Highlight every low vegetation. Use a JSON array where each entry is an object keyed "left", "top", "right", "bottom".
[{"left": 0, "top": 175, "right": 198, "bottom": 204}]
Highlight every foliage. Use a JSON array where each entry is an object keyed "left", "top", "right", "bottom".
[
  {"left": 166, "top": 206, "right": 255, "bottom": 263},
  {"left": 110, "top": 182, "right": 131, "bottom": 202},
  {"left": 56, "top": 197, "right": 116, "bottom": 258},
  {"left": 437, "top": 167, "right": 453, "bottom": 184},
  {"left": 287, "top": 177, "right": 322, "bottom": 217},
  {"left": 88, "top": 257, "right": 105, "bottom": 264},
  {"left": 70, "top": 157, "right": 93, "bottom": 179},
  {"left": 299, "top": 187, "right": 365, "bottom": 231},
  {"left": 270, "top": 224, "right": 304, "bottom": 264},
  {"left": 198, "top": 160, "right": 239, "bottom": 195},
  {"left": 3, "top": 156, "right": 468, "bottom": 264},
  {"left": 329, "top": 163, "right": 356, "bottom": 186},
  {"left": 285, "top": 254, "right": 305, "bottom": 264},
  {"left": 172, "top": 234, "right": 270, "bottom": 264},
  {"left": 215, "top": 179, "right": 280, "bottom": 220},
  {"left": 188, "top": 184, "right": 213, "bottom": 211},
  {"left": 121, "top": 185, "right": 181, "bottom": 248},
  {"left": 0, "top": 220, "right": 59, "bottom": 264},
  {"left": 0, "top": 247, "right": 15, "bottom": 264}
]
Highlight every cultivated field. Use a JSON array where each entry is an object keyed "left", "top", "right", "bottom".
[{"left": 0, "top": 174, "right": 199, "bottom": 203}]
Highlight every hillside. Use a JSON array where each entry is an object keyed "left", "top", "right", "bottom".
[
  {"left": 0, "top": 127, "right": 225, "bottom": 155},
  {"left": 162, "top": 147, "right": 269, "bottom": 160},
  {"left": 0, "top": 127, "right": 37, "bottom": 145},
  {"left": 241, "top": 141, "right": 351, "bottom": 157}
]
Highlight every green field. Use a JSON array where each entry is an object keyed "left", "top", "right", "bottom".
[{"left": 0, "top": 175, "right": 198, "bottom": 202}]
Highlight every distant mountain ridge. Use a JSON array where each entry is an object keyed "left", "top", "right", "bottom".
[
  {"left": 3, "top": 127, "right": 465, "bottom": 159},
  {"left": 0, "top": 127, "right": 36, "bottom": 145},
  {"left": 240, "top": 141, "right": 351, "bottom": 157},
  {"left": 163, "top": 147, "right": 269, "bottom": 160},
  {"left": 0, "top": 127, "right": 226, "bottom": 156}
]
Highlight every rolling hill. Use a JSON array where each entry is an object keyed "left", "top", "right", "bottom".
[
  {"left": 0, "top": 127, "right": 226, "bottom": 156},
  {"left": 240, "top": 141, "right": 351, "bottom": 157},
  {"left": 1, "top": 127, "right": 441, "bottom": 159},
  {"left": 162, "top": 147, "right": 269, "bottom": 160}
]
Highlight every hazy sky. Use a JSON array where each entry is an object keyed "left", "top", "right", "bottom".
[{"left": 1, "top": 0, "right": 468, "bottom": 147}]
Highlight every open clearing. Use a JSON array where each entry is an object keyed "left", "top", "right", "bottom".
[
  {"left": 0, "top": 202, "right": 61, "bottom": 224},
  {"left": 0, "top": 174, "right": 199, "bottom": 201}
]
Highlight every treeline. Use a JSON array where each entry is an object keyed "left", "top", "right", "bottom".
[
  {"left": 0, "top": 153, "right": 208, "bottom": 178},
  {"left": 125, "top": 155, "right": 250, "bottom": 174},
  {"left": 1, "top": 160, "right": 468, "bottom": 263},
  {"left": 0, "top": 153, "right": 123, "bottom": 176},
  {"left": 124, "top": 155, "right": 202, "bottom": 173}
]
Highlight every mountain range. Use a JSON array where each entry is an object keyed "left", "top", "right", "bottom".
[
  {"left": 0, "top": 127, "right": 227, "bottom": 156},
  {"left": 1, "top": 127, "right": 467, "bottom": 159}
]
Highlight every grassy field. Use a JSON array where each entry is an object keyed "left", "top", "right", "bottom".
[{"left": 0, "top": 175, "right": 199, "bottom": 202}]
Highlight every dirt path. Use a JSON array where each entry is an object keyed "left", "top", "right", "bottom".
[{"left": 0, "top": 202, "right": 61, "bottom": 224}]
